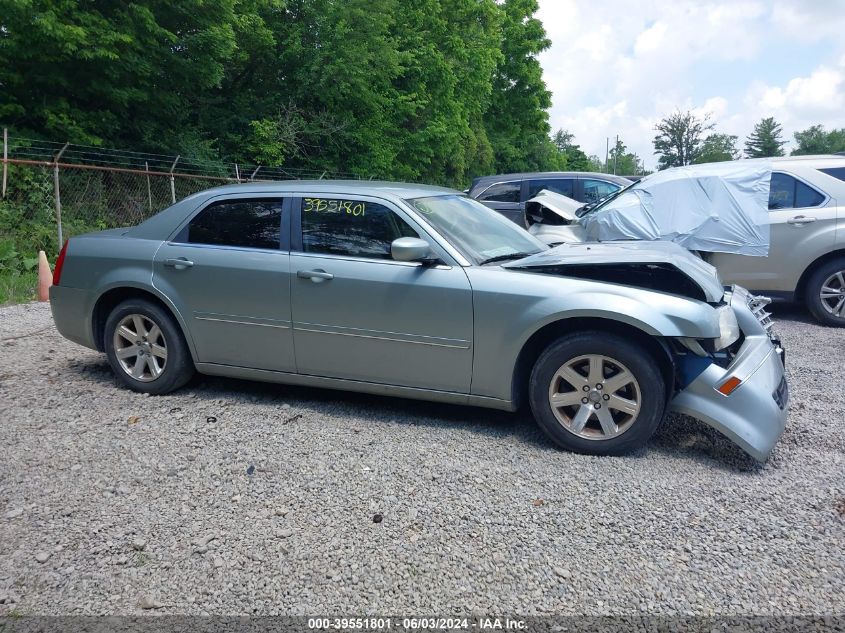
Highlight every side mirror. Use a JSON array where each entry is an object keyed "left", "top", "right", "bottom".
[{"left": 391, "top": 237, "right": 433, "bottom": 263}]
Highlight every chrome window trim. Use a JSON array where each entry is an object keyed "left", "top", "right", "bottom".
[{"left": 165, "top": 241, "right": 290, "bottom": 255}]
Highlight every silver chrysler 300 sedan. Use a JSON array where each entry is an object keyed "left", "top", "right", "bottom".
[{"left": 49, "top": 181, "right": 788, "bottom": 460}]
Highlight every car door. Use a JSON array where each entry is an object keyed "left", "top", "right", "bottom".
[
  {"left": 711, "top": 171, "right": 834, "bottom": 292},
  {"left": 289, "top": 194, "right": 474, "bottom": 392},
  {"left": 152, "top": 195, "right": 296, "bottom": 372},
  {"left": 474, "top": 180, "right": 523, "bottom": 224}
]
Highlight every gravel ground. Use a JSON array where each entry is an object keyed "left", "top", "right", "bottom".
[{"left": 0, "top": 301, "right": 843, "bottom": 616}]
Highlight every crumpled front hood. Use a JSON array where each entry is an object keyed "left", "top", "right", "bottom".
[
  {"left": 525, "top": 190, "right": 582, "bottom": 222},
  {"left": 503, "top": 240, "right": 725, "bottom": 302}
]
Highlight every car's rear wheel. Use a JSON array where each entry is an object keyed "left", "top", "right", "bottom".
[
  {"left": 529, "top": 332, "right": 666, "bottom": 455},
  {"left": 805, "top": 257, "right": 845, "bottom": 327},
  {"left": 104, "top": 298, "right": 194, "bottom": 394}
]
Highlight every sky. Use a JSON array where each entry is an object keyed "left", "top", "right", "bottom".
[{"left": 536, "top": 0, "right": 845, "bottom": 170}]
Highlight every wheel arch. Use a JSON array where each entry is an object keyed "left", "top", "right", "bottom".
[
  {"left": 91, "top": 285, "right": 197, "bottom": 360},
  {"left": 794, "top": 248, "right": 845, "bottom": 302},
  {"left": 510, "top": 317, "right": 675, "bottom": 411}
]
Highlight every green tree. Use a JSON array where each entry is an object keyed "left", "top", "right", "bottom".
[
  {"left": 608, "top": 139, "right": 642, "bottom": 175},
  {"left": 0, "top": 0, "right": 239, "bottom": 154},
  {"left": 389, "top": 0, "right": 502, "bottom": 185},
  {"left": 586, "top": 154, "right": 605, "bottom": 172},
  {"left": 693, "top": 133, "right": 740, "bottom": 164},
  {"left": 653, "top": 110, "right": 714, "bottom": 169},
  {"left": 551, "top": 128, "right": 594, "bottom": 171},
  {"left": 483, "top": 0, "right": 555, "bottom": 173},
  {"left": 745, "top": 117, "right": 786, "bottom": 158},
  {"left": 792, "top": 125, "right": 845, "bottom": 155},
  {"left": 552, "top": 129, "right": 574, "bottom": 152},
  {"left": 0, "top": 0, "right": 559, "bottom": 187}
]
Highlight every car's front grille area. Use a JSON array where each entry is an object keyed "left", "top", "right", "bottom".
[{"left": 748, "top": 294, "right": 775, "bottom": 335}]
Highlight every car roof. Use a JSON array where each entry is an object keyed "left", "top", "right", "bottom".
[
  {"left": 741, "top": 154, "right": 845, "bottom": 165},
  {"left": 469, "top": 172, "right": 632, "bottom": 189},
  {"left": 190, "top": 179, "right": 458, "bottom": 200},
  {"left": 127, "top": 179, "right": 460, "bottom": 240}
]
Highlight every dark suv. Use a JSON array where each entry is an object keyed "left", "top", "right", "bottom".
[{"left": 467, "top": 172, "right": 632, "bottom": 224}]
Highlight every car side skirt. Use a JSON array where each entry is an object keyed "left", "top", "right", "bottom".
[{"left": 195, "top": 363, "right": 517, "bottom": 412}]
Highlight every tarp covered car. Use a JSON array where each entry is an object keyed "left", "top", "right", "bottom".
[{"left": 526, "top": 161, "right": 773, "bottom": 256}]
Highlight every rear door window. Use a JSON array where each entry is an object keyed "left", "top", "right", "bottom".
[
  {"left": 769, "top": 173, "right": 825, "bottom": 209},
  {"left": 527, "top": 178, "right": 575, "bottom": 199},
  {"left": 185, "top": 199, "right": 283, "bottom": 249},
  {"left": 300, "top": 197, "right": 419, "bottom": 260},
  {"left": 477, "top": 181, "right": 521, "bottom": 203}
]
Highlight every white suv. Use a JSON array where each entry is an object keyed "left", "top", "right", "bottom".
[{"left": 706, "top": 155, "right": 845, "bottom": 326}]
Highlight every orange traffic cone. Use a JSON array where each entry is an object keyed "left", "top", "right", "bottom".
[{"left": 38, "top": 250, "right": 52, "bottom": 301}]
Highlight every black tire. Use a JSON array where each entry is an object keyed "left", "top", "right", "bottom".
[
  {"left": 528, "top": 331, "right": 667, "bottom": 456},
  {"left": 805, "top": 257, "right": 845, "bottom": 327},
  {"left": 104, "top": 298, "right": 195, "bottom": 394}
]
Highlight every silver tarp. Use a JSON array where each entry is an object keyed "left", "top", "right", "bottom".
[{"left": 580, "top": 161, "right": 772, "bottom": 256}]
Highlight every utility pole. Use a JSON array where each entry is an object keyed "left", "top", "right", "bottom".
[
  {"left": 605, "top": 137, "right": 609, "bottom": 174},
  {"left": 613, "top": 134, "right": 619, "bottom": 175}
]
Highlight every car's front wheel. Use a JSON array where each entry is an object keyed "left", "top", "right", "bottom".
[
  {"left": 104, "top": 298, "right": 195, "bottom": 394},
  {"left": 805, "top": 257, "right": 845, "bottom": 327},
  {"left": 529, "top": 332, "right": 667, "bottom": 455}
]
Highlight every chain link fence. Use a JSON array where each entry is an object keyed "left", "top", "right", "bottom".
[{"left": 1, "top": 131, "right": 376, "bottom": 255}]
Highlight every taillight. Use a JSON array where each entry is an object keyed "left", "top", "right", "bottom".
[{"left": 53, "top": 240, "right": 69, "bottom": 285}]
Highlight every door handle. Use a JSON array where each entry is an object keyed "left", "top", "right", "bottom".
[
  {"left": 787, "top": 215, "right": 817, "bottom": 225},
  {"left": 297, "top": 269, "right": 334, "bottom": 282},
  {"left": 164, "top": 257, "right": 194, "bottom": 268}
]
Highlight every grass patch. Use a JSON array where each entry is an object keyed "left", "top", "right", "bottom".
[{"left": 0, "top": 270, "right": 39, "bottom": 305}]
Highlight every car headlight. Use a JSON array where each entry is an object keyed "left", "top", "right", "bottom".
[{"left": 712, "top": 305, "right": 740, "bottom": 351}]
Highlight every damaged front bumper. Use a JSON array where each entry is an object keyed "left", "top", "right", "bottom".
[{"left": 669, "top": 286, "right": 788, "bottom": 461}]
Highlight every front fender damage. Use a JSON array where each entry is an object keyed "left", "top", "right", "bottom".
[{"left": 668, "top": 287, "right": 788, "bottom": 461}]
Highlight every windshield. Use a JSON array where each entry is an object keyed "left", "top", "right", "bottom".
[
  {"left": 407, "top": 194, "right": 546, "bottom": 265},
  {"left": 576, "top": 179, "right": 642, "bottom": 218}
]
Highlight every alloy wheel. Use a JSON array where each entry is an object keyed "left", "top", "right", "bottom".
[
  {"left": 547, "top": 354, "right": 641, "bottom": 440},
  {"left": 113, "top": 314, "right": 168, "bottom": 382},
  {"left": 819, "top": 270, "right": 845, "bottom": 318}
]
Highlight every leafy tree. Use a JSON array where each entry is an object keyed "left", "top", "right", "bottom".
[
  {"left": 608, "top": 139, "right": 642, "bottom": 175},
  {"left": 389, "top": 0, "right": 502, "bottom": 184},
  {"left": 483, "top": 0, "right": 555, "bottom": 173},
  {"left": 0, "top": 0, "right": 560, "bottom": 187},
  {"left": 693, "top": 133, "right": 740, "bottom": 164},
  {"left": 0, "top": 0, "right": 239, "bottom": 154},
  {"left": 745, "top": 117, "right": 786, "bottom": 158},
  {"left": 551, "top": 128, "right": 596, "bottom": 171},
  {"left": 552, "top": 129, "right": 574, "bottom": 153},
  {"left": 653, "top": 110, "right": 714, "bottom": 169},
  {"left": 792, "top": 125, "right": 845, "bottom": 155}
]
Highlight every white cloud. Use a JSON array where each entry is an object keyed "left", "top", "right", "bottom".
[
  {"left": 537, "top": 0, "right": 845, "bottom": 169},
  {"left": 634, "top": 21, "right": 667, "bottom": 56}
]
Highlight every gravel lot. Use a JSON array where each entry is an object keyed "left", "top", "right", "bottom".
[{"left": 0, "top": 301, "right": 843, "bottom": 616}]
